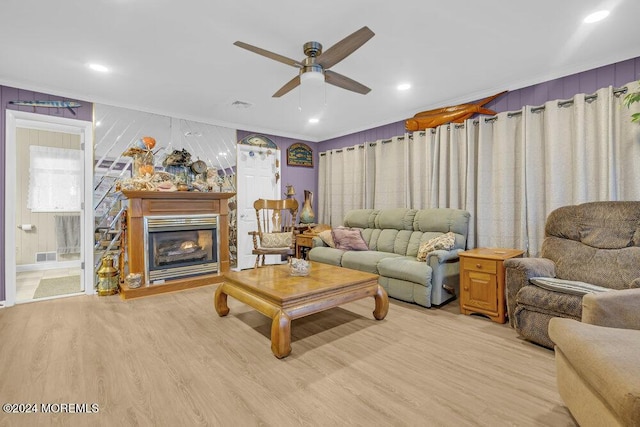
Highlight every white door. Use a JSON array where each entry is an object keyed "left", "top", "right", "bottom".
[
  {"left": 4, "top": 111, "right": 94, "bottom": 306},
  {"left": 235, "top": 143, "right": 280, "bottom": 270}
]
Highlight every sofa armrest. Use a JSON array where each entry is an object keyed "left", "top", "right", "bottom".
[
  {"left": 582, "top": 288, "right": 640, "bottom": 330},
  {"left": 504, "top": 257, "right": 556, "bottom": 327},
  {"left": 425, "top": 248, "right": 462, "bottom": 264},
  {"left": 426, "top": 249, "right": 463, "bottom": 300}
]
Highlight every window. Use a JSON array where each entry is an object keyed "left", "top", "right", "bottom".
[{"left": 28, "top": 145, "right": 82, "bottom": 212}]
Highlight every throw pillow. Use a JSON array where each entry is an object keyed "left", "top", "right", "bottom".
[
  {"left": 318, "top": 229, "right": 336, "bottom": 248},
  {"left": 416, "top": 232, "right": 456, "bottom": 261},
  {"left": 260, "top": 232, "right": 292, "bottom": 248},
  {"left": 332, "top": 228, "right": 368, "bottom": 251}
]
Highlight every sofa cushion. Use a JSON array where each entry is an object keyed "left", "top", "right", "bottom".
[
  {"left": 260, "top": 232, "right": 292, "bottom": 248},
  {"left": 378, "top": 256, "right": 432, "bottom": 286},
  {"left": 343, "top": 209, "right": 378, "bottom": 229},
  {"left": 375, "top": 229, "right": 399, "bottom": 254},
  {"left": 308, "top": 246, "right": 345, "bottom": 266},
  {"left": 374, "top": 208, "right": 416, "bottom": 231},
  {"left": 341, "top": 251, "right": 401, "bottom": 274},
  {"left": 416, "top": 232, "right": 455, "bottom": 261},
  {"left": 413, "top": 208, "right": 470, "bottom": 236},
  {"left": 332, "top": 228, "right": 368, "bottom": 250}
]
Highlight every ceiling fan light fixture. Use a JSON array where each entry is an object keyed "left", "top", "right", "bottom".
[
  {"left": 300, "top": 68, "right": 325, "bottom": 84},
  {"left": 584, "top": 10, "right": 609, "bottom": 23}
]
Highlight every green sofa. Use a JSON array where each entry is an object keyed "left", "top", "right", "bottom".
[{"left": 308, "top": 208, "right": 470, "bottom": 307}]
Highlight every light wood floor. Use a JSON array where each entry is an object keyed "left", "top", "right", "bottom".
[{"left": 0, "top": 285, "right": 577, "bottom": 426}]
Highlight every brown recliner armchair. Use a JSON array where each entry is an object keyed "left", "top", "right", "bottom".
[{"left": 504, "top": 201, "right": 640, "bottom": 348}]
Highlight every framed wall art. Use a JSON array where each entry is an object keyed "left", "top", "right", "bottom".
[{"left": 287, "top": 143, "right": 313, "bottom": 167}]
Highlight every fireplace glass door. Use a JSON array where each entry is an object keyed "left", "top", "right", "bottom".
[{"left": 144, "top": 214, "right": 219, "bottom": 284}]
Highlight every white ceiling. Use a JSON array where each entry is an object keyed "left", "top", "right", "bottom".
[{"left": 1, "top": 1, "right": 639, "bottom": 142}]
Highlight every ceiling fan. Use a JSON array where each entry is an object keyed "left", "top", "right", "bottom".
[{"left": 234, "top": 26, "right": 374, "bottom": 98}]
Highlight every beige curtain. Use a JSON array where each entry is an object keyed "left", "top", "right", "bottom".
[
  {"left": 371, "top": 136, "right": 408, "bottom": 209},
  {"left": 317, "top": 81, "right": 640, "bottom": 256},
  {"left": 317, "top": 144, "right": 368, "bottom": 227}
]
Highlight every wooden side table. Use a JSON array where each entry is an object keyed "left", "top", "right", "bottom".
[
  {"left": 459, "top": 247, "right": 524, "bottom": 323},
  {"left": 295, "top": 233, "right": 315, "bottom": 259}
]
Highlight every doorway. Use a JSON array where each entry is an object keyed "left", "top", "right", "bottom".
[
  {"left": 4, "top": 111, "right": 94, "bottom": 306},
  {"left": 235, "top": 142, "right": 281, "bottom": 270}
]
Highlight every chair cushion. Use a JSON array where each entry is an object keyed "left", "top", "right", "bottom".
[
  {"left": 416, "top": 232, "right": 455, "bottom": 261},
  {"left": 332, "top": 228, "right": 368, "bottom": 251},
  {"left": 260, "top": 232, "right": 292, "bottom": 248}
]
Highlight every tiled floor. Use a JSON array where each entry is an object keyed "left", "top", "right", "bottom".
[{"left": 16, "top": 267, "right": 84, "bottom": 303}]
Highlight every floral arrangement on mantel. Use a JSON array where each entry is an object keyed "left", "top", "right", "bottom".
[
  {"left": 117, "top": 138, "right": 229, "bottom": 192},
  {"left": 623, "top": 81, "right": 640, "bottom": 123}
]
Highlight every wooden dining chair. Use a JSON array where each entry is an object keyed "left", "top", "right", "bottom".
[{"left": 249, "top": 198, "right": 299, "bottom": 269}]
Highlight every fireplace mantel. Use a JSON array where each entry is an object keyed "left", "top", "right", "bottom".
[{"left": 121, "top": 190, "right": 236, "bottom": 299}]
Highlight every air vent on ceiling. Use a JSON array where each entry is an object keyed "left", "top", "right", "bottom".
[{"left": 231, "top": 100, "right": 252, "bottom": 109}]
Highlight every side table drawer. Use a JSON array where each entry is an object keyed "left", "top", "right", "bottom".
[{"left": 463, "top": 258, "right": 497, "bottom": 274}]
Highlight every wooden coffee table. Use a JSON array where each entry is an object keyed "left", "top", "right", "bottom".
[{"left": 214, "top": 262, "right": 389, "bottom": 358}]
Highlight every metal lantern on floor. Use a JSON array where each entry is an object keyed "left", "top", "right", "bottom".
[{"left": 97, "top": 253, "right": 119, "bottom": 296}]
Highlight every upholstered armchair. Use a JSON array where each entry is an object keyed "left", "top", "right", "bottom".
[
  {"left": 548, "top": 288, "right": 640, "bottom": 426},
  {"left": 504, "top": 201, "right": 640, "bottom": 348}
]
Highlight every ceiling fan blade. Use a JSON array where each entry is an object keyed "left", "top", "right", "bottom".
[
  {"left": 316, "top": 26, "right": 375, "bottom": 69},
  {"left": 325, "top": 70, "right": 370, "bottom": 95},
  {"left": 233, "top": 41, "right": 303, "bottom": 68},
  {"left": 273, "top": 75, "right": 301, "bottom": 97}
]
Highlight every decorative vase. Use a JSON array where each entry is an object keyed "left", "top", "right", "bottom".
[{"left": 299, "top": 190, "right": 316, "bottom": 224}]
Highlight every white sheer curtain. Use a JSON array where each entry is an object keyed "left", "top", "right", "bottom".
[
  {"left": 317, "top": 81, "right": 640, "bottom": 255},
  {"left": 28, "top": 145, "right": 83, "bottom": 212}
]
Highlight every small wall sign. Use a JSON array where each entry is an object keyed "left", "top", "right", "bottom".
[{"left": 287, "top": 143, "right": 313, "bottom": 167}]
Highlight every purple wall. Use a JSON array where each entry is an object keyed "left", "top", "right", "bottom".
[
  {"left": 1, "top": 85, "right": 92, "bottom": 301},
  {"left": 320, "top": 57, "right": 640, "bottom": 151},
  {"left": 237, "top": 130, "right": 319, "bottom": 217}
]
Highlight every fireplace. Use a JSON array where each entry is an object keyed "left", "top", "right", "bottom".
[
  {"left": 121, "top": 190, "right": 234, "bottom": 299},
  {"left": 144, "top": 214, "right": 219, "bottom": 285}
]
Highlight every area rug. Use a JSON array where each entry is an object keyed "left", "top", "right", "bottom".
[{"left": 33, "top": 276, "right": 82, "bottom": 299}]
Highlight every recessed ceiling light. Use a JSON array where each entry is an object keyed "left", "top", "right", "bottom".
[
  {"left": 397, "top": 83, "right": 411, "bottom": 91},
  {"left": 584, "top": 10, "right": 609, "bottom": 23},
  {"left": 308, "top": 118, "right": 320, "bottom": 124},
  {"left": 88, "top": 63, "right": 109, "bottom": 73}
]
